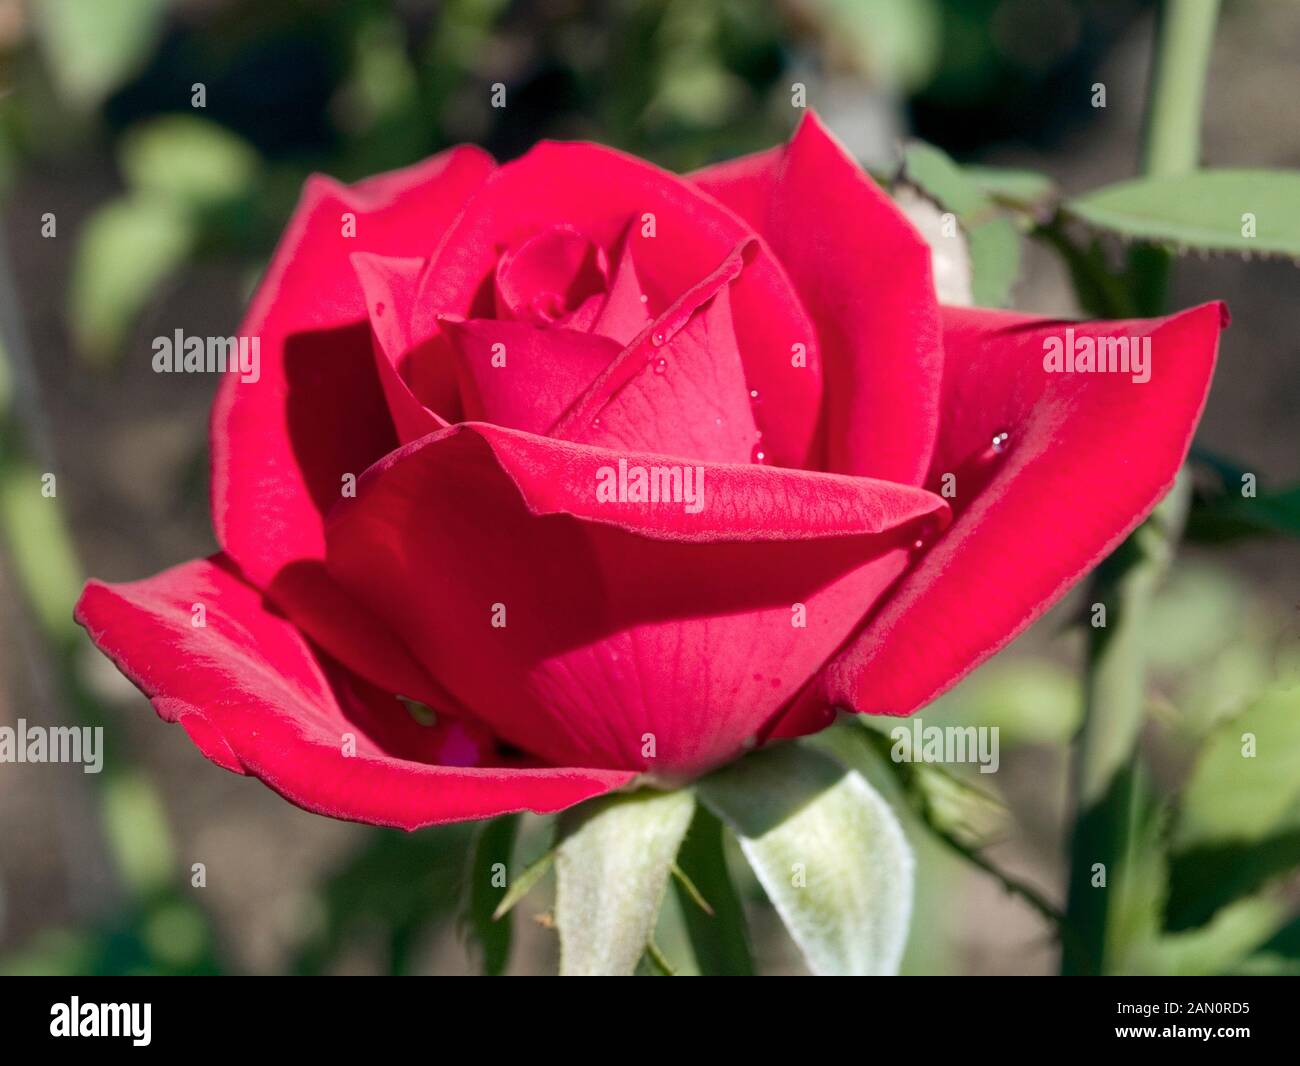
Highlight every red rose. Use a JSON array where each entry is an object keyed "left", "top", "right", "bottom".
[{"left": 76, "top": 113, "right": 1225, "bottom": 829}]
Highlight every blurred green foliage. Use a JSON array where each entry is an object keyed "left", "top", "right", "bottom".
[{"left": 0, "top": 0, "right": 1163, "bottom": 364}]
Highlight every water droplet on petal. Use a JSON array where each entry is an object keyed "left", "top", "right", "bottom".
[
  {"left": 653, "top": 358, "right": 667, "bottom": 375},
  {"left": 991, "top": 430, "right": 1010, "bottom": 453},
  {"left": 651, "top": 331, "right": 665, "bottom": 347},
  {"left": 751, "top": 444, "right": 767, "bottom": 464},
  {"left": 639, "top": 293, "right": 648, "bottom": 304},
  {"left": 749, "top": 389, "right": 760, "bottom": 402},
  {"left": 591, "top": 416, "right": 602, "bottom": 430}
]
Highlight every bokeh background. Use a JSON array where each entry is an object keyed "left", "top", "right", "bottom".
[{"left": 0, "top": 0, "right": 1296, "bottom": 975}]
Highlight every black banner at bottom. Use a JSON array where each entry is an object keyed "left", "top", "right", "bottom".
[{"left": 0, "top": 976, "right": 1290, "bottom": 1051}]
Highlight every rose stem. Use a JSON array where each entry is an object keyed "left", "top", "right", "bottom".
[{"left": 1061, "top": 0, "right": 1220, "bottom": 975}]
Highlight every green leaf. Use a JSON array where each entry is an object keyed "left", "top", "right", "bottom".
[
  {"left": 963, "top": 165, "right": 1057, "bottom": 210},
  {"left": 1067, "top": 170, "right": 1300, "bottom": 258},
  {"left": 101, "top": 772, "right": 175, "bottom": 896},
  {"left": 554, "top": 788, "right": 695, "bottom": 976},
  {"left": 291, "top": 824, "right": 474, "bottom": 975},
  {"left": 1165, "top": 685, "right": 1300, "bottom": 930},
  {"left": 69, "top": 196, "right": 194, "bottom": 365},
  {"left": 672, "top": 805, "right": 754, "bottom": 975},
  {"left": 464, "top": 814, "right": 519, "bottom": 976},
  {"left": 1176, "top": 685, "right": 1300, "bottom": 847},
  {"left": 901, "top": 141, "right": 1022, "bottom": 307},
  {"left": 1140, "top": 894, "right": 1290, "bottom": 976},
  {"left": 968, "top": 217, "right": 1021, "bottom": 308},
  {"left": 669, "top": 862, "right": 712, "bottom": 915},
  {"left": 118, "top": 116, "right": 260, "bottom": 213},
  {"left": 698, "top": 743, "right": 913, "bottom": 975},
  {"left": 490, "top": 846, "right": 554, "bottom": 921},
  {"left": 34, "top": 0, "right": 169, "bottom": 110},
  {"left": 1235, "top": 912, "right": 1300, "bottom": 973},
  {"left": 903, "top": 141, "right": 990, "bottom": 220},
  {"left": 1187, "top": 483, "right": 1300, "bottom": 543},
  {"left": 0, "top": 446, "right": 85, "bottom": 638},
  {"left": 642, "top": 939, "right": 677, "bottom": 976}
]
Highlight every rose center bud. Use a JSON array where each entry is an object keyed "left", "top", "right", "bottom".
[{"left": 494, "top": 224, "right": 609, "bottom": 327}]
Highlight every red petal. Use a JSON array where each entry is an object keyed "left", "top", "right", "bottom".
[
  {"left": 554, "top": 243, "right": 760, "bottom": 464},
  {"left": 414, "top": 140, "right": 823, "bottom": 466},
  {"left": 441, "top": 318, "right": 620, "bottom": 436},
  {"left": 350, "top": 252, "right": 451, "bottom": 442},
  {"left": 493, "top": 224, "right": 609, "bottom": 326},
  {"left": 262, "top": 559, "right": 454, "bottom": 712},
  {"left": 323, "top": 423, "right": 947, "bottom": 775},
  {"left": 212, "top": 146, "right": 495, "bottom": 589},
  {"left": 815, "top": 301, "right": 1226, "bottom": 718},
  {"left": 687, "top": 147, "right": 780, "bottom": 231},
  {"left": 75, "top": 557, "right": 632, "bottom": 829},
  {"left": 589, "top": 234, "right": 654, "bottom": 344},
  {"left": 692, "top": 112, "right": 943, "bottom": 484}
]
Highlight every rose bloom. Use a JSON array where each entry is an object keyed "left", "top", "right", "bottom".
[{"left": 76, "top": 114, "right": 1225, "bottom": 828}]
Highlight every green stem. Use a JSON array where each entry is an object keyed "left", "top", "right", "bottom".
[
  {"left": 467, "top": 814, "right": 520, "bottom": 976},
  {"left": 1062, "top": 0, "right": 1219, "bottom": 976},
  {"left": 673, "top": 804, "right": 754, "bottom": 976},
  {"left": 1141, "top": 0, "right": 1220, "bottom": 178},
  {"left": 911, "top": 781, "right": 1067, "bottom": 931},
  {"left": 1063, "top": 477, "right": 1191, "bottom": 974}
]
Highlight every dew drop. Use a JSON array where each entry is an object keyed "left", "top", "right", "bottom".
[
  {"left": 751, "top": 444, "right": 767, "bottom": 464},
  {"left": 911, "top": 513, "right": 942, "bottom": 552},
  {"left": 653, "top": 357, "right": 667, "bottom": 375},
  {"left": 991, "top": 430, "right": 1010, "bottom": 453},
  {"left": 749, "top": 388, "right": 760, "bottom": 402},
  {"left": 651, "top": 331, "right": 666, "bottom": 347},
  {"left": 639, "top": 294, "right": 649, "bottom": 304},
  {"left": 591, "top": 416, "right": 602, "bottom": 430}
]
